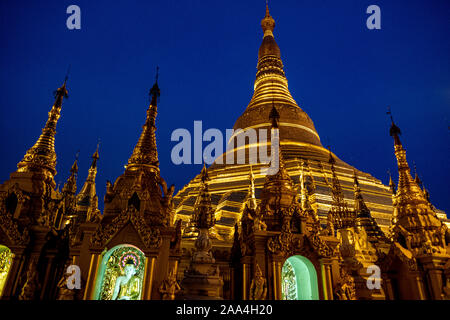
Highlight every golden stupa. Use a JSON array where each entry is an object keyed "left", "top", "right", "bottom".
[
  {"left": 173, "top": 5, "right": 447, "bottom": 242},
  {"left": 1, "top": 3, "right": 449, "bottom": 302}
]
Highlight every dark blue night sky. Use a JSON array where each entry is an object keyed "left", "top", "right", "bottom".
[{"left": 0, "top": 0, "right": 449, "bottom": 215}]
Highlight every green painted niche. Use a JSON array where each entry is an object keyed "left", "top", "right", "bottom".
[
  {"left": 281, "top": 255, "right": 319, "bottom": 300},
  {"left": 93, "top": 244, "right": 146, "bottom": 300}
]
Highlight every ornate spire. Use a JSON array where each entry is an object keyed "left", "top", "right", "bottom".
[
  {"left": 181, "top": 163, "right": 223, "bottom": 298},
  {"left": 353, "top": 171, "right": 386, "bottom": 242},
  {"left": 259, "top": 108, "right": 296, "bottom": 229},
  {"left": 388, "top": 110, "right": 427, "bottom": 207},
  {"left": 388, "top": 170, "right": 396, "bottom": 195},
  {"left": 353, "top": 171, "right": 370, "bottom": 218},
  {"left": 412, "top": 161, "right": 423, "bottom": 188},
  {"left": 17, "top": 77, "right": 69, "bottom": 177},
  {"left": 387, "top": 107, "right": 402, "bottom": 147},
  {"left": 259, "top": 1, "right": 279, "bottom": 61},
  {"left": 297, "top": 159, "right": 320, "bottom": 231},
  {"left": 192, "top": 165, "right": 215, "bottom": 229},
  {"left": 247, "top": 3, "right": 297, "bottom": 111},
  {"left": 388, "top": 111, "right": 447, "bottom": 255},
  {"left": 76, "top": 144, "right": 100, "bottom": 222},
  {"left": 327, "top": 147, "right": 354, "bottom": 229},
  {"left": 62, "top": 153, "right": 78, "bottom": 195},
  {"left": 305, "top": 159, "right": 318, "bottom": 214},
  {"left": 261, "top": 1, "right": 275, "bottom": 38},
  {"left": 233, "top": 2, "right": 323, "bottom": 151},
  {"left": 127, "top": 68, "right": 160, "bottom": 170}
]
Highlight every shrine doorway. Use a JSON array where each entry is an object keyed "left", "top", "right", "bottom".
[{"left": 281, "top": 255, "right": 319, "bottom": 300}]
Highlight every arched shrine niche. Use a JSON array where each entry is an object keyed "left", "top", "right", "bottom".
[
  {"left": 94, "top": 244, "right": 146, "bottom": 300},
  {"left": 281, "top": 255, "right": 319, "bottom": 300}
]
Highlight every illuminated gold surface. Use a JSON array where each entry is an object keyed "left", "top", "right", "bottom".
[
  {"left": 173, "top": 6, "right": 412, "bottom": 241},
  {"left": 0, "top": 4, "right": 448, "bottom": 302}
]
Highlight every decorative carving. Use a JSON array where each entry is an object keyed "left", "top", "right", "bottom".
[
  {"left": 170, "top": 219, "right": 182, "bottom": 253},
  {"left": 56, "top": 271, "right": 76, "bottom": 300},
  {"left": 267, "top": 230, "right": 293, "bottom": 255},
  {"left": 90, "top": 207, "right": 162, "bottom": 249},
  {"left": 333, "top": 268, "right": 356, "bottom": 300},
  {"left": 19, "top": 258, "right": 40, "bottom": 300},
  {"left": 249, "top": 263, "right": 267, "bottom": 300},
  {"left": 0, "top": 206, "right": 30, "bottom": 246},
  {"left": 159, "top": 267, "right": 181, "bottom": 300}
]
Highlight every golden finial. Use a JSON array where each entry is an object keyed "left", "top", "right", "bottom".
[
  {"left": 261, "top": 0, "right": 275, "bottom": 37},
  {"left": 387, "top": 107, "right": 402, "bottom": 145},
  {"left": 64, "top": 65, "right": 70, "bottom": 84},
  {"left": 90, "top": 139, "right": 100, "bottom": 169},
  {"left": 412, "top": 161, "right": 423, "bottom": 187},
  {"left": 71, "top": 151, "right": 79, "bottom": 174},
  {"left": 93, "top": 139, "right": 100, "bottom": 159},
  {"left": 387, "top": 169, "right": 396, "bottom": 194},
  {"left": 62, "top": 150, "right": 79, "bottom": 195},
  {"left": 150, "top": 66, "right": 161, "bottom": 103}
]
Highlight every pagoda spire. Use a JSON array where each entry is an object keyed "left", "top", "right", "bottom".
[
  {"left": 328, "top": 147, "right": 344, "bottom": 204},
  {"left": 59, "top": 152, "right": 79, "bottom": 227},
  {"left": 181, "top": 163, "right": 223, "bottom": 299},
  {"left": 388, "top": 170, "right": 396, "bottom": 195},
  {"left": 353, "top": 171, "right": 370, "bottom": 218},
  {"left": 262, "top": 1, "right": 275, "bottom": 38},
  {"left": 62, "top": 153, "right": 78, "bottom": 195},
  {"left": 353, "top": 171, "right": 386, "bottom": 242},
  {"left": 127, "top": 68, "right": 160, "bottom": 170},
  {"left": 412, "top": 161, "right": 423, "bottom": 188},
  {"left": 259, "top": 107, "right": 296, "bottom": 230},
  {"left": 193, "top": 164, "right": 215, "bottom": 229},
  {"left": 246, "top": 3, "right": 298, "bottom": 111},
  {"left": 388, "top": 111, "right": 447, "bottom": 256},
  {"left": 76, "top": 143, "right": 100, "bottom": 222},
  {"left": 327, "top": 147, "right": 354, "bottom": 229},
  {"left": 388, "top": 110, "right": 427, "bottom": 207},
  {"left": 17, "top": 77, "right": 69, "bottom": 178}
]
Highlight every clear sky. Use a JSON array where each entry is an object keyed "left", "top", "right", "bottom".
[{"left": 0, "top": 0, "right": 449, "bottom": 215}]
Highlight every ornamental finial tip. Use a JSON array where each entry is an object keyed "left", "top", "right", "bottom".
[
  {"left": 261, "top": 0, "right": 275, "bottom": 36},
  {"left": 149, "top": 66, "right": 161, "bottom": 103},
  {"left": 64, "top": 64, "right": 71, "bottom": 85},
  {"left": 387, "top": 107, "right": 402, "bottom": 143}
]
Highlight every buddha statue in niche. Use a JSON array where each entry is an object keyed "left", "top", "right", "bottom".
[{"left": 112, "top": 260, "right": 141, "bottom": 300}]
